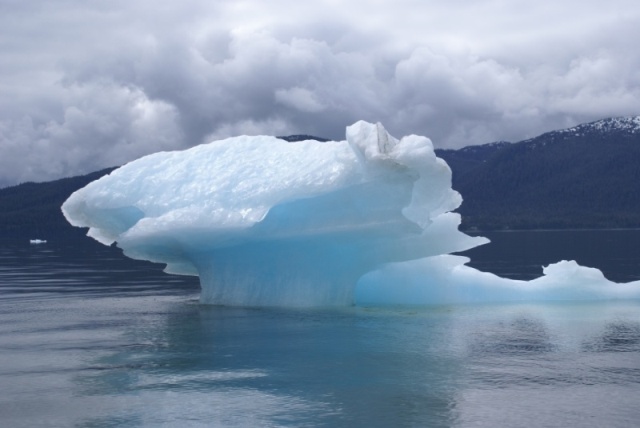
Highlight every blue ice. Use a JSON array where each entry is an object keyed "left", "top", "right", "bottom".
[{"left": 62, "top": 121, "right": 640, "bottom": 306}]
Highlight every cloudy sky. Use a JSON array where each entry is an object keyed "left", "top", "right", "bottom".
[{"left": 2, "top": 0, "right": 639, "bottom": 187}]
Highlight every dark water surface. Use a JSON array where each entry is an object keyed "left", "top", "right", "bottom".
[
  {"left": 461, "top": 229, "right": 640, "bottom": 282},
  {"left": 1, "top": 232, "right": 640, "bottom": 427}
]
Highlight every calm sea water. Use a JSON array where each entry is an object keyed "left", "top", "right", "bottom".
[{"left": 1, "top": 231, "right": 640, "bottom": 427}]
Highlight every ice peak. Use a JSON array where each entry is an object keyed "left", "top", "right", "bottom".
[{"left": 346, "top": 121, "right": 400, "bottom": 162}]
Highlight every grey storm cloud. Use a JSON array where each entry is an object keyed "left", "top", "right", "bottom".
[{"left": 1, "top": 0, "right": 640, "bottom": 187}]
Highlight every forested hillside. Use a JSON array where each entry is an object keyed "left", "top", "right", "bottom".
[
  {"left": 0, "top": 167, "right": 117, "bottom": 238},
  {"left": 440, "top": 117, "right": 640, "bottom": 229}
]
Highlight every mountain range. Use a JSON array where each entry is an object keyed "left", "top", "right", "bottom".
[
  {"left": 1, "top": 116, "right": 639, "bottom": 238},
  {"left": 437, "top": 117, "right": 640, "bottom": 229}
]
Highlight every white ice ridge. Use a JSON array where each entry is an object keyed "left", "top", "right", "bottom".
[{"left": 62, "top": 121, "right": 640, "bottom": 307}]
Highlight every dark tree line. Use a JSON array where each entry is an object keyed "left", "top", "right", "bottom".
[
  {"left": 437, "top": 120, "right": 640, "bottom": 230},
  {"left": 0, "top": 167, "right": 116, "bottom": 239}
]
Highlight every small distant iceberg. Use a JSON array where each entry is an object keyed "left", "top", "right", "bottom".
[{"left": 29, "top": 239, "right": 47, "bottom": 244}]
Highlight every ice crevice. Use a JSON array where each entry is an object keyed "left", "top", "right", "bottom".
[{"left": 62, "top": 121, "right": 640, "bottom": 307}]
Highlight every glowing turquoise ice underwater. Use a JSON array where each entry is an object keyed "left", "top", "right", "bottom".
[{"left": 62, "top": 121, "right": 640, "bottom": 306}]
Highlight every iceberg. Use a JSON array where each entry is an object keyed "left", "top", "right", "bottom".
[{"left": 62, "top": 121, "right": 640, "bottom": 306}]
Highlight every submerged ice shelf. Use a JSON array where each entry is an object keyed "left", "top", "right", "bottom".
[{"left": 62, "top": 121, "right": 640, "bottom": 306}]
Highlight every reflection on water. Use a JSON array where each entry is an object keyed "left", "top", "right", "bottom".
[
  {"left": 584, "top": 321, "right": 640, "bottom": 353},
  {"left": 468, "top": 316, "right": 556, "bottom": 356},
  {"left": 1, "top": 236, "right": 640, "bottom": 426}
]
